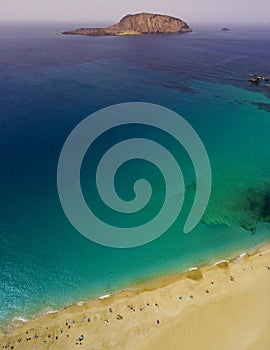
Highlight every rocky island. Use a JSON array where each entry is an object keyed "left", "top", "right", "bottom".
[{"left": 63, "top": 12, "right": 192, "bottom": 37}]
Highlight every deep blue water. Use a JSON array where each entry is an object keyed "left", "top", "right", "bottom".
[{"left": 0, "top": 22, "right": 270, "bottom": 326}]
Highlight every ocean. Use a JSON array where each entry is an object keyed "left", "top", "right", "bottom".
[{"left": 0, "top": 22, "right": 270, "bottom": 326}]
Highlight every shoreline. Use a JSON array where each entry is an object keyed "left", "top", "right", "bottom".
[
  {"left": 1, "top": 241, "right": 269, "bottom": 333},
  {"left": 1, "top": 242, "right": 270, "bottom": 349}
]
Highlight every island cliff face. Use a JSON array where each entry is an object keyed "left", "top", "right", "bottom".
[{"left": 63, "top": 13, "right": 192, "bottom": 36}]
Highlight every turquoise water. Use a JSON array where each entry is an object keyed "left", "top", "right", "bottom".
[{"left": 0, "top": 23, "right": 270, "bottom": 326}]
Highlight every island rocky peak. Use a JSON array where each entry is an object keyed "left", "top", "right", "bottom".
[{"left": 63, "top": 13, "right": 192, "bottom": 36}]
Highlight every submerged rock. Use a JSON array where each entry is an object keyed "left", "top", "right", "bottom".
[
  {"left": 238, "top": 185, "right": 270, "bottom": 232},
  {"left": 199, "top": 181, "right": 270, "bottom": 234},
  {"left": 251, "top": 102, "right": 270, "bottom": 113},
  {"left": 63, "top": 13, "right": 192, "bottom": 37}
]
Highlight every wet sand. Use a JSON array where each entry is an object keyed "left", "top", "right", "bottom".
[{"left": 1, "top": 245, "right": 270, "bottom": 350}]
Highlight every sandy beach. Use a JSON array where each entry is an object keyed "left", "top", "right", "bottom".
[{"left": 1, "top": 244, "right": 270, "bottom": 350}]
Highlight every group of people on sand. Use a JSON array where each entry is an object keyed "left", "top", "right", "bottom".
[{"left": 2, "top": 261, "right": 270, "bottom": 349}]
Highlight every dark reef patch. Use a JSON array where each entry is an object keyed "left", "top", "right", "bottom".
[
  {"left": 251, "top": 102, "right": 270, "bottom": 113},
  {"left": 199, "top": 182, "right": 270, "bottom": 234},
  {"left": 213, "top": 96, "right": 270, "bottom": 113},
  {"left": 239, "top": 184, "right": 270, "bottom": 232},
  {"left": 159, "top": 81, "right": 197, "bottom": 94}
]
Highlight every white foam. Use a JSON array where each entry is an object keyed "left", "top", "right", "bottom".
[
  {"left": 213, "top": 259, "right": 229, "bottom": 267},
  {"left": 12, "top": 316, "right": 28, "bottom": 323},
  {"left": 98, "top": 294, "right": 111, "bottom": 300},
  {"left": 188, "top": 267, "right": 199, "bottom": 272},
  {"left": 77, "top": 301, "right": 85, "bottom": 306},
  {"left": 42, "top": 309, "right": 59, "bottom": 317},
  {"left": 236, "top": 252, "right": 247, "bottom": 261}
]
